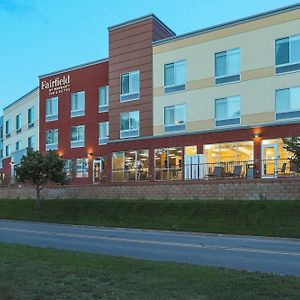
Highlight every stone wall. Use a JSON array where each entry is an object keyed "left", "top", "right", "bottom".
[{"left": 1, "top": 178, "right": 300, "bottom": 200}]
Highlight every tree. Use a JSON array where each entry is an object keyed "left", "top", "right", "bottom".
[
  {"left": 15, "top": 150, "right": 67, "bottom": 209},
  {"left": 283, "top": 136, "right": 300, "bottom": 169}
]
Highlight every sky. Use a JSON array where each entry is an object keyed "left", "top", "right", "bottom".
[{"left": 0, "top": 0, "right": 299, "bottom": 112}]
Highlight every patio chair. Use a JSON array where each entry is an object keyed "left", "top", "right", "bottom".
[
  {"left": 232, "top": 165, "right": 242, "bottom": 178},
  {"left": 208, "top": 166, "right": 224, "bottom": 178},
  {"left": 277, "top": 162, "right": 287, "bottom": 176}
]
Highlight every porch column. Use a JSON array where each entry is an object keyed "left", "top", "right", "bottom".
[{"left": 254, "top": 138, "right": 262, "bottom": 178}]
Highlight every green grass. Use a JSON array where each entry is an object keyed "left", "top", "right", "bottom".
[
  {"left": 0, "top": 199, "right": 300, "bottom": 238},
  {"left": 1, "top": 243, "right": 300, "bottom": 299}
]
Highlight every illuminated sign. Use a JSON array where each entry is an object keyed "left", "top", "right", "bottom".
[{"left": 41, "top": 75, "right": 71, "bottom": 96}]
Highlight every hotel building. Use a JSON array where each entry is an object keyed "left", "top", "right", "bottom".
[
  {"left": 1, "top": 88, "right": 39, "bottom": 182},
  {"left": 2, "top": 4, "right": 300, "bottom": 184}
]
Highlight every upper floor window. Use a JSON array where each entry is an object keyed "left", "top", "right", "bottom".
[
  {"left": 120, "top": 111, "right": 139, "bottom": 139},
  {"left": 28, "top": 107, "right": 34, "bottom": 128},
  {"left": 164, "top": 60, "right": 186, "bottom": 93},
  {"left": 28, "top": 135, "right": 35, "bottom": 149},
  {"left": 5, "top": 145, "right": 11, "bottom": 157},
  {"left": 120, "top": 70, "right": 140, "bottom": 102},
  {"left": 276, "top": 86, "right": 300, "bottom": 120},
  {"left": 5, "top": 119, "right": 11, "bottom": 138},
  {"left": 46, "top": 97, "right": 58, "bottom": 122},
  {"left": 71, "top": 125, "right": 85, "bottom": 148},
  {"left": 215, "top": 96, "right": 241, "bottom": 127},
  {"left": 0, "top": 125, "right": 3, "bottom": 141},
  {"left": 164, "top": 104, "right": 186, "bottom": 133},
  {"left": 16, "top": 140, "right": 22, "bottom": 151},
  {"left": 45, "top": 129, "right": 58, "bottom": 151},
  {"left": 99, "top": 86, "right": 109, "bottom": 112},
  {"left": 16, "top": 113, "right": 22, "bottom": 134},
  {"left": 275, "top": 35, "right": 300, "bottom": 74},
  {"left": 215, "top": 48, "right": 240, "bottom": 84},
  {"left": 71, "top": 91, "right": 85, "bottom": 117},
  {"left": 99, "top": 122, "right": 109, "bottom": 145}
]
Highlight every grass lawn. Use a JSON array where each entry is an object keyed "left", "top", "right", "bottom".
[
  {"left": 0, "top": 199, "right": 299, "bottom": 238},
  {"left": 1, "top": 243, "right": 300, "bottom": 299}
]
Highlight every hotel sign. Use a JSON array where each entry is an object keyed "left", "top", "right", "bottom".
[{"left": 41, "top": 75, "right": 71, "bottom": 96}]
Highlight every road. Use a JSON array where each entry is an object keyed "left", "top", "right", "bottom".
[{"left": 0, "top": 219, "right": 299, "bottom": 276}]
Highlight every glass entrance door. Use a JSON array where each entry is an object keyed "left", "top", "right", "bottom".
[
  {"left": 93, "top": 158, "right": 102, "bottom": 183},
  {"left": 262, "top": 143, "right": 278, "bottom": 177}
]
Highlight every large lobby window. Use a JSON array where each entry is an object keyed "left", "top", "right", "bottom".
[
  {"left": 120, "top": 70, "right": 140, "bottom": 102},
  {"left": 276, "top": 86, "right": 300, "bottom": 120},
  {"left": 45, "top": 129, "right": 58, "bottom": 151},
  {"left": 76, "top": 158, "right": 89, "bottom": 178},
  {"left": 215, "top": 96, "right": 240, "bottom": 127},
  {"left": 120, "top": 111, "right": 139, "bottom": 139},
  {"left": 164, "top": 104, "right": 186, "bottom": 133},
  {"left": 71, "top": 91, "right": 85, "bottom": 117},
  {"left": 204, "top": 141, "right": 253, "bottom": 164},
  {"left": 155, "top": 147, "right": 182, "bottom": 180},
  {"left": 112, "top": 150, "right": 149, "bottom": 182},
  {"left": 164, "top": 60, "right": 186, "bottom": 93},
  {"left": 275, "top": 34, "right": 300, "bottom": 74},
  {"left": 215, "top": 48, "right": 240, "bottom": 84},
  {"left": 45, "top": 97, "right": 58, "bottom": 122},
  {"left": 71, "top": 125, "right": 85, "bottom": 148},
  {"left": 99, "top": 86, "right": 109, "bottom": 112}
]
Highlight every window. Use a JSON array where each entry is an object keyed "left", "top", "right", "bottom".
[
  {"left": 275, "top": 35, "right": 300, "bottom": 74},
  {"left": 28, "top": 107, "right": 34, "bottom": 128},
  {"left": 28, "top": 136, "right": 35, "bottom": 149},
  {"left": 46, "top": 97, "right": 58, "bottom": 122},
  {"left": 120, "top": 70, "right": 140, "bottom": 102},
  {"left": 164, "top": 104, "right": 186, "bottom": 133},
  {"left": 154, "top": 147, "right": 182, "bottom": 180},
  {"left": 164, "top": 60, "right": 186, "bottom": 93},
  {"left": 71, "top": 91, "right": 85, "bottom": 117},
  {"left": 76, "top": 158, "right": 88, "bottom": 178},
  {"left": 99, "top": 122, "right": 109, "bottom": 145},
  {"left": 16, "top": 113, "right": 22, "bottom": 134},
  {"left": 16, "top": 141, "right": 22, "bottom": 151},
  {"left": 112, "top": 150, "right": 149, "bottom": 182},
  {"left": 71, "top": 125, "right": 85, "bottom": 148},
  {"left": 5, "top": 145, "right": 11, "bottom": 157},
  {"left": 0, "top": 125, "right": 3, "bottom": 140},
  {"left": 45, "top": 129, "right": 58, "bottom": 151},
  {"left": 5, "top": 119, "right": 11, "bottom": 138},
  {"left": 99, "top": 86, "right": 109, "bottom": 112},
  {"left": 120, "top": 111, "right": 139, "bottom": 138},
  {"left": 276, "top": 86, "right": 300, "bottom": 120},
  {"left": 215, "top": 48, "right": 240, "bottom": 84},
  {"left": 215, "top": 96, "right": 241, "bottom": 127},
  {"left": 64, "top": 159, "right": 75, "bottom": 178}
]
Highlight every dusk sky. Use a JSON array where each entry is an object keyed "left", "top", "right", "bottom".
[{"left": 0, "top": 0, "right": 299, "bottom": 112}]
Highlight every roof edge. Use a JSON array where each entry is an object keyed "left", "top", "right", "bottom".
[
  {"left": 153, "top": 3, "right": 300, "bottom": 46},
  {"left": 108, "top": 13, "right": 176, "bottom": 36},
  {"left": 39, "top": 58, "right": 109, "bottom": 79},
  {"left": 4, "top": 87, "right": 39, "bottom": 111}
]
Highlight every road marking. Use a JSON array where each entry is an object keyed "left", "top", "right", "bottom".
[{"left": 0, "top": 227, "right": 300, "bottom": 257}]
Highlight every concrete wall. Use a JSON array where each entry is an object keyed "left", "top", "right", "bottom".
[{"left": 1, "top": 178, "right": 300, "bottom": 200}]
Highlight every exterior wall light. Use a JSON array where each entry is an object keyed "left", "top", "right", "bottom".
[{"left": 250, "top": 132, "right": 262, "bottom": 138}]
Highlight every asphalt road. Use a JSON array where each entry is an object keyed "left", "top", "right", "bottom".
[{"left": 0, "top": 219, "right": 299, "bottom": 276}]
